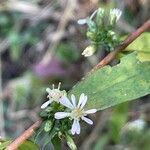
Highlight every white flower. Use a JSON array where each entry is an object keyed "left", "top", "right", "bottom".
[
  {"left": 110, "top": 8, "right": 122, "bottom": 25},
  {"left": 82, "top": 45, "right": 96, "bottom": 57},
  {"left": 54, "top": 93, "right": 97, "bottom": 135},
  {"left": 41, "top": 82, "right": 66, "bottom": 109}
]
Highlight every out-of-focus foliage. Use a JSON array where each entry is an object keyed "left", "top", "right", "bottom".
[
  {"left": 0, "top": 140, "right": 39, "bottom": 150},
  {"left": 125, "top": 32, "right": 150, "bottom": 62}
]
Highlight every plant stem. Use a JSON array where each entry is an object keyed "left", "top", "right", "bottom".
[
  {"left": 7, "top": 19, "right": 150, "bottom": 150},
  {"left": 91, "top": 19, "right": 150, "bottom": 72},
  {"left": 6, "top": 120, "right": 42, "bottom": 150}
]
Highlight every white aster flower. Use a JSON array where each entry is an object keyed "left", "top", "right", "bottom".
[
  {"left": 110, "top": 8, "right": 122, "bottom": 25},
  {"left": 41, "top": 82, "right": 66, "bottom": 109},
  {"left": 82, "top": 45, "right": 96, "bottom": 57},
  {"left": 55, "top": 93, "right": 97, "bottom": 135}
]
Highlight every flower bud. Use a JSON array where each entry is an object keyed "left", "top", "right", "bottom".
[
  {"left": 82, "top": 45, "right": 96, "bottom": 57},
  {"left": 109, "top": 8, "right": 122, "bottom": 25}
]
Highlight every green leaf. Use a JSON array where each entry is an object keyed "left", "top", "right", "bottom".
[
  {"left": 136, "top": 52, "right": 150, "bottom": 62},
  {"left": 51, "top": 135, "right": 61, "bottom": 150},
  {"left": 0, "top": 140, "right": 39, "bottom": 150},
  {"left": 69, "top": 53, "right": 150, "bottom": 110},
  {"left": 18, "top": 140, "right": 39, "bottom": 150},
  {"left": 65, "top": 134, "right": 77, "bottom": 150},
  {"left": 125, "top": 32, "right": 150, "bottom": 62},
  {"left": 126, "top": 32, "right": 150, "bottom": 53},
  {"left": 0, "top": 140, "right": 11, "bottom": 150},
  {"left": 44, "top": 120, "right": 53, "bottom": 132}
]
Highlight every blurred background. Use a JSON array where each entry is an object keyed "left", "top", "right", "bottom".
[{"left": 0, "top": 0, "right": 150, "bottom": 149}]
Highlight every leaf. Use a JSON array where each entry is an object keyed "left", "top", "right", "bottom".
[
  {"left": 51, "top": 135, "right": 61, "bottom": 150},
  {"left": 136, "top": 52, "right": 150, "bottom": 62},
  {"left": 0, "top": 140, "right": 39, "bottom": 150},
  {"left": 124, "top": 32, "right": 150, "bottom": 62},
  {"left": 125, "top": 32, "right": 150, "bottom": 53},
  {"left": 18, "top": 140, "right": 39, "bottom": 150},
  {"left": 65, "top": 134, "right": 77, "bottom": 150},
  {"left": 69, "top": 53, "right": 150, "bottom": 110},
  {"left": 44, "top": 120, "right": 53, "bottom": 132},
  {"left": 0, "top": 140, "right": 11, "bottom": 150}
]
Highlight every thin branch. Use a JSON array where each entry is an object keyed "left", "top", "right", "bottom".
[
  {"left": 6, "top": 120, "right": 42, "bottom": 150},
  {"left": 7, "top": 19, "right": 150, "bottom": 150}
]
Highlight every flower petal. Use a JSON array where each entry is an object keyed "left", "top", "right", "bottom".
[
  {"left": 77, "top": 19, "right": 87, "bottom": 25},
  {"left": 71, "top": 94, "right": 76, "bottom": 107},
  {"left": 85, "top": 109, "right": 97, "bottom": 114},
  {"left": 77, "top": 93, "right": 85, "bottom": 108},
  {"left": 54, "top": 112, "right": 70, "bottom": 119},
  {"left": 80, "top": 96, "right": 87, "bottom": 109},
  {"left": 76, "top": 120, "right": 81, "bottom": 134},
  {"left": 60, "top": 96, "right": 74, "bottom": 109},
  {"left": 71, "top": 120, "right": 80, "bottom": 135},
  {"left": 41, "top": 100, "right": 51, "bottom": 109},
  {"left": 81, "top": 116, "right": 93, "bottom": 125},
  {"left": 46, "top": 88, "right": 51, "bottom": 93}
]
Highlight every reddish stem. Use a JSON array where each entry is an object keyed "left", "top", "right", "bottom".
[
  {"left": 92, "top": 19, "right": 150, "bottom": 72},
  {"left": 6, "top": 120, "right": 42, "bottom": 150}
]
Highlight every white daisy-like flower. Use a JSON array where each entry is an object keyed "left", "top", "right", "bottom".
[
  {"left": 110, "top": 8, "right": 122, "bottom": 25},
  {"left": 41, "top": 82, "right": 66, "bottom": 109},
  {"left": 82, "top": 45, "right": 96, "bottom": 57},
  {"left": 54, "top": 93, "right": 97, "bottom": 135}
]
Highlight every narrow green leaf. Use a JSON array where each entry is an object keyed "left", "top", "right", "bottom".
[
  {"left": 51, "top": 135, "right": 61, "bottom": 150},
  {"left": 18, "top": 140, "right": 39, "bottom": 150},
  {"left": 69, "top": 53, "right": 150, "bottom": 110},
  {"left": 65, "top": 134, "right": 77, "bottom": 150}
]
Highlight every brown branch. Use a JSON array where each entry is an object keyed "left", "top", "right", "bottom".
[
  {"left": 7, "top": 19, "right": 150, "bottom": 150},
  {"left": 91, "top": 19, "right": 150, "bottom": 72},
  {"left": 6, "top": 120, "right": 42, "bottom": 150}
]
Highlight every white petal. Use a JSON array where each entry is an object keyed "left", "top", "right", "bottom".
[
  {"left": 46, "top": 88, "right": 51, "bottom": 93},
  {"left": 85, "top": 109, "right": 97, "bottom": 114},
  {"left": 82, "top": 116, "right": 93, "bottom": 125},
  {"left": 60, "top": 96, "right": 74, "bottom": 109},
  {"left": 77, "top": 19, "right": 87, "bottom": 25},
  {"left": 76, "top": 120, "right": 81, "bottom": 134},
  {"left": 54, "top": 112, "right": 70, "bottom": 119},
  {"left": 71, "top": 94, "right": 76, "bottom": 107},
  {"left": 77, "top": 93, "right": 85, "bottom": 108},
  {"left": 71, "top": 120, "right": 80, "bottom": 135},
  {"left": 80, "top": 96, "right": 87, "bottom": 109},
  {"left": 41, "top": 101, "right": 51, "bottom": 109}
]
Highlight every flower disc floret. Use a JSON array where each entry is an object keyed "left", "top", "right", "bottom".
[{"left": 41, "top": 82, "right": 66, "bottom": 109}]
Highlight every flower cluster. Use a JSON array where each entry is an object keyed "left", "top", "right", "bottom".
[
  {"left": 78, "top": 8, "right": 122, "bottom": 57},
  {"left": 41, "top": 82, "right": 66, "bottom": 109},
  {"left": 41, "top": 83, "right": 97, "bottom": 135}
]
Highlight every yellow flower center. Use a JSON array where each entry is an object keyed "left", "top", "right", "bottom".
[{"left": 71, "top": 108, "right": 84, "bottom": 120}]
